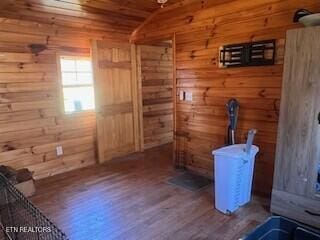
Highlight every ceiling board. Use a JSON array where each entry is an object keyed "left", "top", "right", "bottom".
[{"left": 0, "top": 0, "right": 184, "bottom": 36}]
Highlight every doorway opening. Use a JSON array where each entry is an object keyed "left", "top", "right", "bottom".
[{"left": 137, "top": 40, "right": 175, "bottom": 151}]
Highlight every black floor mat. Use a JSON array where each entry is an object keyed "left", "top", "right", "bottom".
[{"left": 167, "top": 171, "right": 212, "bottom": 192}]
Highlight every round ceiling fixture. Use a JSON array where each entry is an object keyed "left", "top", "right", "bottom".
[{"left": 157, "top": 0, "right": 168, "bottom": 8}]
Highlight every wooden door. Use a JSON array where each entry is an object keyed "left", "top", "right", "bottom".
[
  {"left": 271, "top": 27, "right": 320, "bottom": 228},
  {"left": 92, "top": 41, "right": 141, "bottom": 163}
]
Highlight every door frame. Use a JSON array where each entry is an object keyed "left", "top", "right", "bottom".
[{"left": 130, "top": 44, "right": 143, "bottom": 153}]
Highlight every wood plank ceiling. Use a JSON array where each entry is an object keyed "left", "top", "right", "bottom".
[{"left": 0, "top": 0, "right": 184, "bottom": 36}]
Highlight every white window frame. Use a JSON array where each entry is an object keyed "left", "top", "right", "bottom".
[{"left": 57, "top": 54, "right": 96, "bottom": 114}]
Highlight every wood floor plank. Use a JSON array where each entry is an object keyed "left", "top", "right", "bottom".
[{"left": 30, "top": 143, "right": 270, "bottom": 240}]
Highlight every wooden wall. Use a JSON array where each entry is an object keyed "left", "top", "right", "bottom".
[
  {"left": 0, "top": 14, "right": 129, "bottom": 179},
  {"left": 139, "top": 44, "right": 174, "bottom": 149},
  {"left": 133, "top": 0, "right": 320, "bottom": 196}
]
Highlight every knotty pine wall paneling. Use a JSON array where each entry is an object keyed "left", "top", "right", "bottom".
[
  {"left": 0, "top": 16, "right": 127, "bottom": 179},
  {"left": 133, "top": 0, "right": 320, "bottom": 196},
  {"left": 139, "top": 44, "right": 174, "bottom": 149}
]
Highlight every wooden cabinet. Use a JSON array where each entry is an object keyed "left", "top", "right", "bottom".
[{"left": 271, "top": 26, "right": 320, "bottom": 228}]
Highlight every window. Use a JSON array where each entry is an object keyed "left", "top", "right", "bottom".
[{"left": 59, "top": 56, "right": 95, "bottom": 113}]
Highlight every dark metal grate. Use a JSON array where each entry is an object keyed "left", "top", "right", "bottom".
[
  {"left": 219, "top": 40, "right": 276, "bottom": 68},
  {"left": 0, "top": 174, "right": 68, "bottom": 240}
]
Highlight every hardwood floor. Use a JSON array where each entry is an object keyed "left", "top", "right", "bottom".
[{"left": 30, "top": 144, "right": 270, "bottom": 240}]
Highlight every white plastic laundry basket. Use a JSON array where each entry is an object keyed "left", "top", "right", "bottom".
[{"left": 212, "top": 144, "right": 259, "bottom": 215}]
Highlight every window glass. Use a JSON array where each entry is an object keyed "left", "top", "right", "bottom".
[
  {"left": 60, "top": 57, "right": 95, "bottom": 113},
  {"left": 77, "top": 73, "right": 93, "bottom": 84},
  {"left": 61, "top": 59, "right": 76, "bottom": 72},
  {"left": 63, "top": 87, "right": 95, "bottom": 113},
  {"left": 61, "top": 72, "right": 77, "bottom": 85},
  {"left": 76, "top": 60, "right": 92, "bottom": 72}
]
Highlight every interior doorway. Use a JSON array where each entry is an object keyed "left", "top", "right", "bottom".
[{"left": 136, "top": 40, "right": 175, "bottom": 151}]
